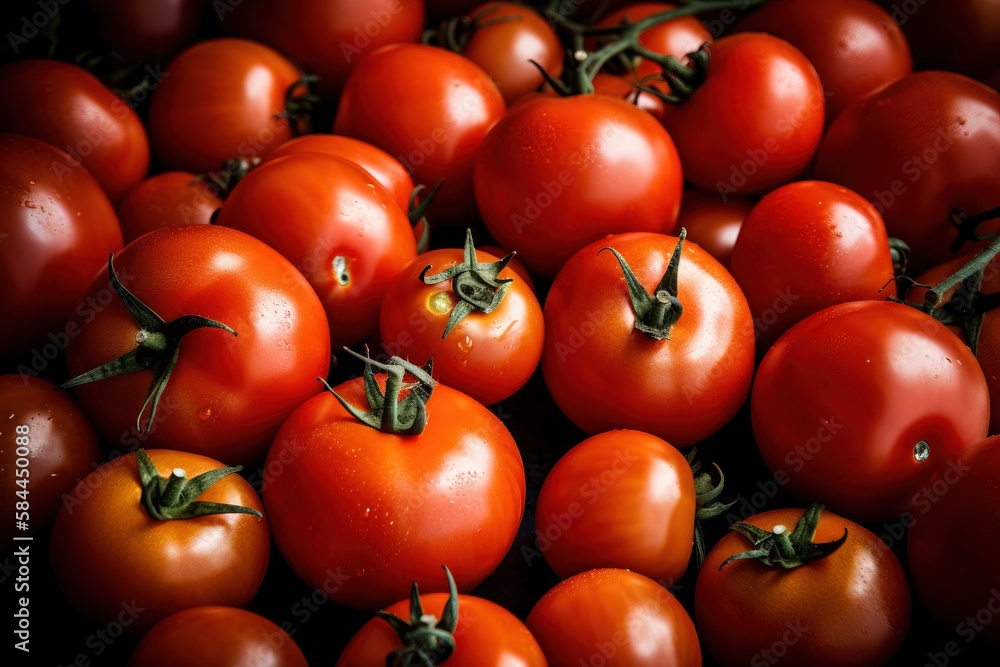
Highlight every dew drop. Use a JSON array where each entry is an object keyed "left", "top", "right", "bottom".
[
  {"left": 458, "top": 335, "right": 474, "bottom": 353},
  {"left": 198, "top": 408, "right": 212, "bottom": 421},
  {"left": 914, "top": 440, "right": 930, "bottom": 462},
  {"left": 23, "top": 200, "right": 36, "bottom": 209},
  {"left": 428, "top": 291, "right": 454, "bottom": 315}
]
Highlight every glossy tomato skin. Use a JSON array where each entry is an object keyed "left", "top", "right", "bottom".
[
  {"left": 0, "top": 375, "right": 103, "bottom": 546},
  {"left": 729, "top": 181, "right": 897, "bottom": 351},
  {"left": 377, "top": 246, "right": 543, "bottom": 406},
  {"left": 50, "top": 449, "right": 270, "bottom": 634},
  {"left": 334, "top": 43, "right": 505, "bottom": 228},
  {"left": 0, "top": 60, "right": 150, "bottom": 203},
  {"left": 736, "top": 0, "right": 912, "bottom": 124},
  {"left": 128, "top": 606, "right": 308, "bottom": 667},
  {"left": 542, "top": 233, "right": 755, "bottom": 446},
  {"left": 752, "top": 300, "right": 990, "bottom": 522},
  {"left": 216, "top": 153, "right": 417, "bottom": 349},
  {"left": 87, "top": 0, "right": 208, "bottom": 63},
  {"left": 475, "top": 95, "right": 683, "bottom": 278},
  {"left": 696, "top": 507, "right": 911, "bottom": 667},
  {"left": 534, "top": 429, "right": 695, "bottom": 584},
  {"left": 908, "top": 435, "right": 1000, "bottom": 642},
  {"left": 675, "top": 188, "right": 754, "bottom": 268},
  {"left": 262, "top": 379, "right": 525, "bottom": 611},
  {"left": 815, "top": 71, "right": 1000, "bottom": 272},
  {"left": 0, "top": 133, "right": 124, "bottom": 359},
  {"left": 148, "top": 38, "right": 304, "bottom": 173},
  {"left": 662, "top": 32, "right": 824, "bottom": 197},
  {"left": 526, "top": 569, "right": 701, "bottom": 667},
  {"left": 62, "top": 225, "right": 331, "bottom": 465},
  {"left": 337, "top": 592, "right": 547, "bottom": 666},
  {"left": 116, "top": 171, "right": 222, "bottom": 243}
]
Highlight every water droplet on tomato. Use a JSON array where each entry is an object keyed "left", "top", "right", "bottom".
[
  {"left": 458, "top": 336, "right": 473, "bottom": 353},
  {"left": 198, "top": 408, "right": 211, "bottom": 421},
  {"left": 23, "top": 200, "right": 35, "bottom": 208}
]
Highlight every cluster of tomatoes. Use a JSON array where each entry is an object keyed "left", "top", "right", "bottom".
[{"left": 2, "top": 0, "right": 1000, "bottom": 665}]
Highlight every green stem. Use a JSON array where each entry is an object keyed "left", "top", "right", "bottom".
[
  {"left": 136, "top": 449, "right": 262, "bottom": 521},
  {"left": 376, "top": 566, "right": 459, "bottom": 667},
  {"left": 719, "top": 504, "right": 847, "bottom": 570}
]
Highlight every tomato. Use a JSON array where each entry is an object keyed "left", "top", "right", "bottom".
[
  {"left": 148, "top": 38, "right": 307, "bottom": 173},
  {"left": 542, "top": 232, "right": 755, "bottom": 447},
  {"left": 128, "top": 606, "right": 308, "bottom": 667},
  {"left": 661, "top": 32, "right": 824, "bottom": 197},
  {"left": 589, "top": 72, "right": 668, "bottom": 125},
  {"left": 533, "top": 429, "right": 695, "bottom": 584},
  {"left": 526, "top": 568, "right": 701, "bottom": 667},
  {"left": 86, "top": 0, "right": 208, "bottom": 63},
  {"left": 751, "top": 300, "right": 989, "bottom": 522},
  {"left": 474, "top": 94, "right": 683, "bottom": 278},
  {"left": 0, "top": 59, "right": 150, "bottom": 202},
  {"left": 216, "top": 152, "right": 417, "bottom": 349},
  {"left": 0, "top": 133, "right": 123, "bottom": 360},
  {"left": 814, "top": 71, "right": 1000, "bottom": 272},
  {"left": 594, "top": 2, "right": 714, "bottom": 77},
  {"left": 61, "top": 225, "right": 331, "bottom": 465},
  {"left": 728, "top": 180, "right": 897, "bottom": 351},
  {"left": 51, "top": 449, "right": 270, "bottom": 634},
  {"left": 907, "top": 434, "right": 1000, "bottom": 642},
  {"left": 116, "top": 171, "right": 222, "bottom": 243},
  {"left": 334, "top": 42, "right": 506, "bottom": 228},
  {"left": 217, "top": 0, "right": 426, "bottom": 100},
  {"left": 0, "top": 375, "right": 102, "bottom": 546},
  {"left": 377, "top": 231, "right": 543, "bottom": 406},
  {"left": 695, "top": 505, "right": 911, "bottom": 667},
  {"left": 735, "top": 0, "right": 912, "bottom": 124},
  {"left": 675, "top": 187, "right": 754, "bottom": 268}
]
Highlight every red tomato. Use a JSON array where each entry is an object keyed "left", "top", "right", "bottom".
[
  {"left": 334, "top": 42, "right": 506, "bottom": 228},
  {"left": 148, "top": 38, "right": 306, "bottom": 173},
  {"left": 51, "top": 449, "right": 270, "bottom": 634},
  {"left": 116, "top": 171, "right": 222, "bottom": 243},
  {"left": 675, "top": 188, "right": 754, "bottom": 268},
  {"left": 751, "top": 300, "right": 990, "bottom": 521},
  {"left": 262, "top": 357, "right": 525, "bottom": 611},
  {"left": 0, "top": 133, "right": 123, "bottom": 360},
  {"left": 0, "top": 59, "right": 150, "bottom": 202},
  {"left": 61, "top": 225, "right": 331, "bottom": 465},
  {"left": 526, "top": 568, "right": 701, "bottom": 667},
  {"left": 215, "top": 152, "right": 417, "bottom": 349},
  {"left": 86, "top": 0, "right": 208, "bottom": 63},
  {"left": 729, "top": 180, "right": 897, "bottom": 351},
  {"left": 534, "top": 429, "right": 695, "bottom": 584},
  {"left": 661, "top": 32, "right": 825, "bottom": 197},
  {"left": 814, "top": 71, "right": 1000, "bottom": 272},
  {"left": 0, "top": 375, "right": 103, "bottom": 546},
  {"left": 542, "top": 232, "right": 755, "bottom": 446},
  {"left": 377, "top": 233, "right": 543, "bottom": 405},
  {"left": 736, "top": 0, "right": 912, "bottom": 123},
  {"left": 696, "top": 505, "right": 911, "bottom": 667},
  {"left": 128, "top": 606, "right": 308, "bottom": 667},
  {"left": 474, "top": 94, "right": 683, "bottom": 278}
]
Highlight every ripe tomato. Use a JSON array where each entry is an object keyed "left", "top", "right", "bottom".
[
  {"left": 534, "top": 429, "right": 695, "bottom": 584},
  {"left": 128, "top": 606, "right": 308, "bottom": 667},
  {"left": 675, "top": 188, "right": 754, "bottom": 268},
  {"left": 728, "top": 180, "right": 897, "bottom": 351},
  {"left": 377, "top": 231, "right": 543, "bottom": 406},
  {"left": 148, "top": 38, "right": 307, "bottom": 173},
  {"left": 735, "top": 0, "right": 912, "bottom": 124},
  {"left": 526, "top": 568, "right": 701, "bottom": 667},
  {"left": 474, "top": 94, "right": 683, "bottom": 278},
  {"left": 0, "top": 133, "right": 123, "bottom": 360},
  {"left": 542, "top": 232, "right": 755, "bottom": 446},
  {"left": 116, "top": 171, "right": 222, "bottom": 243},
  {"left": 814, "top": 71, "right": 1000, "bottom": 271},
  {"left": 86, "top": 0, "right": 208, "bottom": 63},
  {"left": 0, "top": 59, "right": 150, "bottom": 202},
  {"left": 907, "top": 434, "right": 1000, "bottom": 642},
  {"left": 696, "top": 505, "right": 911, "bottom": 667},
  {"left": 51, "top": 449, "right": 270, "bottom": 634},
  {"left": 262, "top": 355, "right": 525, "bottom": 611},
  {"left": 216, "top": 152, "right": 417, "bottom": 349},
  {"left": 334, "top": 42, "right": 506, "bottom": 228},
  {"left": 0, "top": 375, "right": 103, "bottom": 546},
  {"left": 751, "top": 300, "right": 989, "bottom": 522},
  {"left": 661, "top": 32, "right": 824, "bottom": 197},
  {"left": 61, "top": 225, "right": 331, "bottom": 465}
]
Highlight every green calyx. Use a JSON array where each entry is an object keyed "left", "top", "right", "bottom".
[
  {"left": 376, "top": 566, "right": 460, "bottom": 667},
  {"left": 136, "top": 448, "right": 262, "bottom": 521},
  {"left": 58, "top": 254, "right": 237, "bottom": 434},
  {"left": 326, "top": 347, "right": 436, "bottom": 436},
  {"left": 687, "top": 448, "right": 738, "bottom": 569},
  {"left": 419, "top": 228, "right": 514, "bottom": 339},
  {"left": 600, "top": 228, "right": 688, "bottom": 340},
  {"left": 407, "top": 179, "right": 444, "bottom": 255},
  {"left": 279, "top": 74, "right": 320, "bottom": 136},
  {"left": 719, "top": 504, "right": 847, "bottom": 570}
]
